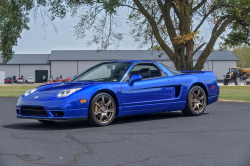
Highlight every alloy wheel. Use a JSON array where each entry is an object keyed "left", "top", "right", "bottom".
[
  {"left": 190, "top": 89, "right": 205, "bottom": 113},
  {"left": 93, "top": 95, "right": 115, "bottom": 124}
]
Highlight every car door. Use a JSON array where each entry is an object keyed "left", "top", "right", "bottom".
[{"left": 121, "top": 62, "right": 174, "bottom": 112}]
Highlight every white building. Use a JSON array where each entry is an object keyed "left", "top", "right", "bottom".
[{"left": 0, "top": 50, "right": 238, "bottom": 83}]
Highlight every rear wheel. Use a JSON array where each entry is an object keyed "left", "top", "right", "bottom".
[
  {"left": 88, "top": 93, "right": 116, "bottom": 126},
  {"left": 38, "top": 120, "right": 55, "bottom": 123},
  {"left": 223, "top": 78, "right": 228, "bottom": 85},
  {"left": 182, "top": 86, "right": 207, "bottom": 116}
]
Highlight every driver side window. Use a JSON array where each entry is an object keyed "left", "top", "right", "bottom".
[{"left": 126, "top": 63, "right": 163, "bottom": 81}]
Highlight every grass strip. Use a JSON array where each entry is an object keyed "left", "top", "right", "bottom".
[
  {"left": 0, "top": 85, "right": 38, "bottom": 97},
  {"left": 218, "top": 86, "right": 250, "bottom": 102},
  {"left": 0, "top": 85, "right": 250, "bottom": 102}
]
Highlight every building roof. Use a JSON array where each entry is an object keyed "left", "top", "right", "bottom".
[
  {"left": 0, "top": 54, "right": 50, "bottom": 65},
  {"left": 193, "top": 50, "right": 239, "bottom": 61},
  {"left": 0, "top": 50, "right": 238, "bottom": 65},
  {"left": 49, "top": 50, "right": 239, "bottom": 61},
  {"left": 49, "top": 50, "right": 171, "bottom": 61}
]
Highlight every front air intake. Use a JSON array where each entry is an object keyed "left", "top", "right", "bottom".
[
  {"left": 21, "top": 106, "right": 48, "bottom": 117},
  {"left": 51, "top": 111, "right": 64, "bottom": 117}
]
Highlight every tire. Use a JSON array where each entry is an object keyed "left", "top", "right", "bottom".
[
  {"left": 88, "top": 93, "right": 116, "bottom": 126},
  {"left": 38, "top": 120, "right": 55, "bottom": 123},
  {"left": 235, "top": 77, "right": 241, "bottom": 85},
  {"left": 182, "top": 86, "right": 207, "bottom": 116},
  {"left": 223, "top": 78, "right": 228, "bottom": 85}
]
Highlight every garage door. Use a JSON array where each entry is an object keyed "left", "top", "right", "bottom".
[
  {"left": 0, "top": 71, "right": 5, "bottom": 84},
  {"left": 35, "top": 70, "right": 48, "bottom": 83}
]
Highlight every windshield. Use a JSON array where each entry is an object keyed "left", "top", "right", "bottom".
[
  {"left": 231, "top": 68, "right": 238, "bottom": 73},
  {"left": 162, "top": 65, "right": 183, "bottom": 75},
  {"left": 72, "top": 62, "right": 132, "bottom": 82}
]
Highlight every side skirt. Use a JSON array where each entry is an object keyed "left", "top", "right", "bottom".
[{"left": 117, "top": 101, "right": 186, "bottom": 117}]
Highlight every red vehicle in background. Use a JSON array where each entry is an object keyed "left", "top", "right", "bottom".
[
  {"left": 55, "top": 77, "right": 63, "bottom": 83},
  {"left": 4, "top": 77, "right": 14, "bottom": 84},
  {"left": 65, "top": 77, "right": 71, "bottom": 82},
  {"left": 17, "top": 77, "right": 26, "bottom": 84}
]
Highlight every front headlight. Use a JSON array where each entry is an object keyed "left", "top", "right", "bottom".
[
  {"left": 57, "top": 88, "right": 81, "bottom": 98},
  {"left": 24, "top": 88, "right": 37, "bottom": 97}
]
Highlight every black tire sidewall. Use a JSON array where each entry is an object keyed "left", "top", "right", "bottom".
[
  {"left": 88, "top": 93, "right": 116, "bottom": 126},
  {"left": 235, "top": 78, "right": 238, "bottom": 85},
  {"left": 187, "top": 86, "right": 207, "bottom": 116},
  {"left": 223, "top": 78, "right": 228, "bottom": 85}
]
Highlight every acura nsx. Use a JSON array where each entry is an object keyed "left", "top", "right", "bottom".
[{"left": 16, "top": 61, "right": 219, "bottom": 126}]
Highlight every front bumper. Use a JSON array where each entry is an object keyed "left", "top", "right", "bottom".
[
  {"left": 16, "top": 94, "right": 88, "bottom": 121},
  {"left": 17, "top": 115, "right": 88, "bottom": 121},
  {"left": 16, "top": 107, "right": 88, "bottom": 121}
]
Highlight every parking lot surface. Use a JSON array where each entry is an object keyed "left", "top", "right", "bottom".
[{"left": 0, "top": 97, "right": 250, "bottom": 166}]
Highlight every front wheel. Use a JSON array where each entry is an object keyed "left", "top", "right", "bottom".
[
  {"left": 88, "top": 93, "right": 116, "bottom": 126},
  {"left": 182, "top": 86, "right": 207, "bottom": 116},
  {"left": 235, "top": 77, "right": 241, "bottom": 85}
]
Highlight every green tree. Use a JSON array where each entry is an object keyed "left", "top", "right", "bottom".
[
  {"left": 1, "top": 0, "right": 250, "bottom": 71},
  {"left": 233, "top": 45, "right": 250, "bottom": 68},
  {"left": 0, "top": 0, "right": 32, "bottom": 64}
]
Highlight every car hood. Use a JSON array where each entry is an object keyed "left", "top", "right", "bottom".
[{"left": 36, "top": 82, "right": 101, "bottom": 94}]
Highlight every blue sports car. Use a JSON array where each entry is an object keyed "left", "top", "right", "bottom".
[{"left": 16, "top": 61, "right": 219, "bottom": 126}]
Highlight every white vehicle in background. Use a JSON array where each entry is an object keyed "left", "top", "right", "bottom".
[{"left": 27, "top": 77, "right": 35, "bottom": 84}]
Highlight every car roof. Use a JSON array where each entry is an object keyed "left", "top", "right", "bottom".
[{"left": 103, "top": 60, "right": 156, "bottom": 63}]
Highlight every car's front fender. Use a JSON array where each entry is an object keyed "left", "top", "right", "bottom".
[{"left": 73, "top": 83, "right": 121, "bottom": 109}]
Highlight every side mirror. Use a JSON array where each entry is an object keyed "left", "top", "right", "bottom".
[
  {"left": 129, "top": 75, "right": 142, "bottom": 86},
  {"left": 223, "top": 75, "right": 225, "bottom": 77}
]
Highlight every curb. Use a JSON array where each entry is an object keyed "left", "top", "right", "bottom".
[{"left": 218, "top": 99, "right": 250, "bottom": 103}]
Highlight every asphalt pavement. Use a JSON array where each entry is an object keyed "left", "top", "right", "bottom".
[{"left": 0, "top": 97, "right": 250, "bottom": 166}]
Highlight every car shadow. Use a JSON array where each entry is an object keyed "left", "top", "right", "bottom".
[{"left": 2, "top": 111, "right": 209, "bottom": 131}]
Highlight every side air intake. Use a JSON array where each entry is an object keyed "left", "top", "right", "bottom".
[{"left": 175, "top": 86, "right": 181, "bottom": 98}]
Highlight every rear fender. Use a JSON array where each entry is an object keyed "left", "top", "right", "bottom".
[
  {"left": 188, "top": 81, "right": 209, "bottom": 104},
  {"left": 184, "top": 71, "right": 219, "bottom": 104}
]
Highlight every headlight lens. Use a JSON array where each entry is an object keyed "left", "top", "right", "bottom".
[
  {"left": 24, "top": 88, "right": 37, "bottom": 97},
  {"left": 57, "top": 88, "right": 81, "bottom": 98}
]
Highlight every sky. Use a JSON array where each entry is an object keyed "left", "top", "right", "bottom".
[{"left": 13, "top": 8, "right": 224, "bottom": 54}]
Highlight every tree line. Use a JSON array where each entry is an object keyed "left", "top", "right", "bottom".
[{"left": 0, "top": 0, "right": 249, "bottom": 70}]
